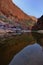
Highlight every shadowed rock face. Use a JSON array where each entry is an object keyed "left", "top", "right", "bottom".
[
  {"left": 32, "top": 15, "right": 43, "bottom": 30},
  {"left": 37, "top": 15, "right": 43, "bottom": 30}
]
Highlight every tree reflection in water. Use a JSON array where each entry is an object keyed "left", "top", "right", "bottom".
[
  {"left": 32, "top": 32, "right": 43, "bottom": 52},
  {"left": 32, "top": 32, "right": 43, "bottom": 46}
]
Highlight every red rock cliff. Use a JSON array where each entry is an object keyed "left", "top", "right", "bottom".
[
  {"left": 0, "top": 0, "right": 37, "bottom": 20},
  {"left": 0, "top": 0, "right": 37, "bottom": 30}
]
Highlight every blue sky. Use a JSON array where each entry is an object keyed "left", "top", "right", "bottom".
[{"left": 12, "top": 0, "right": 43, "bottom": 18}]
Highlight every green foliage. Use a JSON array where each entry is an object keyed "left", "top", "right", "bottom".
[{"left": 0, "top": 15, "right": 14, "bottom": 24}]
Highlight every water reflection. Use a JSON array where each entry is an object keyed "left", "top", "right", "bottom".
[
  {"left": 9, "top": 32, "right": 43, "bottom": 65},
  {"left": 9, "top": 43, "right": 43, "bottom": 65},
  {"left": 32, "top": 32, "right": 43, "bottom": 46},
  {"left": 0, "top": 32, "right": 43, "bottom": 65},
  {"left": 0, "top": 33, "right": 35, "bottom": 65}
]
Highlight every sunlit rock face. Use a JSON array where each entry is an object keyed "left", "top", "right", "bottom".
[
  {"left": 0, "top": 0, "right": 37, "bottom": 19},
  {"left": 0, "top": 0, "right": 37, "bottom": 30}
]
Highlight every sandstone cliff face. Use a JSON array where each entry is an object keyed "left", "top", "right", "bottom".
[
  {"left": 0, "top": 0, "right": 37, "bottom": 29},
  {"left": 0, "top": 0, "right": 36, "bottom": 19}
]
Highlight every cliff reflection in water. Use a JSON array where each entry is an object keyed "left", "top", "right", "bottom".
[
  {"left": 0, "top": 32, "right": 43, "bottom": 65},
  {"left": 0, "top": 33, "right": 35, "bottom": 65},
  {"left": 9, "top": 32, "right": 43, "bottom": 65}
]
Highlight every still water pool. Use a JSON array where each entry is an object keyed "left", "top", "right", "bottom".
[{"left": 0, "top": 32, "right": 43, "bottom": 65}]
